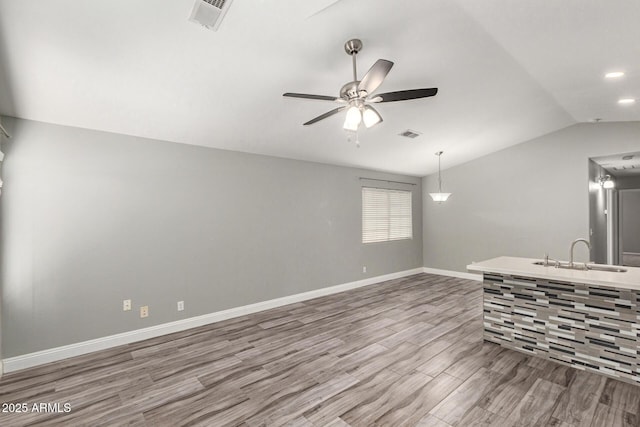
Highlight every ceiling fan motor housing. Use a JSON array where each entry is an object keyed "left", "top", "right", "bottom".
[{"left": 340, "top": 81, "right": 362, "bottom": 100}]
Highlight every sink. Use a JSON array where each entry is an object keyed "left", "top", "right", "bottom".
[
  {"left": 532, "top": 260, "right": 627, "bottom": 273},
  {"left": 585, "top": 264, "right": 627, "bottom": 273}
]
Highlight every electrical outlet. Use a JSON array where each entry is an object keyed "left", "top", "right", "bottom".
[
  {"left": 362, "top": 266, "right": 367, "bottom": 273},
  {"left": 140, "top": 306, "right": 149, "bottom": 318},
  {"left": 123, "top": 299, "right": 131, "bottom": 311},
  {"left": 177, "top": 301, "right": 184, "bottom": 311}
]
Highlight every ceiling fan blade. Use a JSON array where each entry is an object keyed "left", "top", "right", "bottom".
[
  {"left": 283, "top": 93, "right": 340, "bottom": 102},
  {"left": 303, "top": 106, "right": 347, "bottom": 126},
  {"left": 358, "top": 59, "right": 394, "bottom": 96},
  {"left": 369, "top": 88, "right": 438, "bottom": 103}
]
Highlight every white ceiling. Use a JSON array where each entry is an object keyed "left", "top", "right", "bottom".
[
  {"left": 0, "top": 0, "right": 638, "bottom": 176},
  {"left": 593, "top": 151, "right": 640, "bottom": 177}
]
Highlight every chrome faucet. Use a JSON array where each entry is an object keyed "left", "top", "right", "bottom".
[{"left": 569, "top": 238, "right": 591, "bottom": 268}]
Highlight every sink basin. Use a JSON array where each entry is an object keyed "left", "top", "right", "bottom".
[
  {"left": 532, "top": 260, "right": 627, "bottom": 273},
  {"left": 585, "top": 264, "right": 627, "bottom": 273}
]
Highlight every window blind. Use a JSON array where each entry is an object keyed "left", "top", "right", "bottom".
[{"left": 362, "top": 187, "right": 412, "bottom": 243}]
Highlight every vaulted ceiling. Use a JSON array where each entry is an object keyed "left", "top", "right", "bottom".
[{"left": 0, "top": 0, "right": 638, "bottom": 176}]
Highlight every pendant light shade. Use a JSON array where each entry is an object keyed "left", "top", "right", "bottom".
[
  {"left": 429, "top": 151, "right": 451, "bottom": 203},
  {"left": 429, "top": 192, "right": 451, "bottom": 202},
  {"left": 599, "top": 175, "right": 615, "bottom": 189}
]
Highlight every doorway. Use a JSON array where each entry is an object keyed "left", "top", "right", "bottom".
[
  {"left": 589, "top": 151, "right": 640, "bottom": 266},
  {"left": 619, "top": 189, "right": 640, "bottom": 267}
]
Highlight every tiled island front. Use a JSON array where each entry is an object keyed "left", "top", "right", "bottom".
[{"left": 468, "top": 256, "right": 640, "bottom": 386}]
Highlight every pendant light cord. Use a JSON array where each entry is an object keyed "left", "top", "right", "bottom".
[{"left": 437, "top": 151, "right": 443, "bottom": 193}]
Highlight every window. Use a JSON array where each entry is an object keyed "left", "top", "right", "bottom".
[{"left": 362, "top": 187, "right": 412, "bottom": 243}]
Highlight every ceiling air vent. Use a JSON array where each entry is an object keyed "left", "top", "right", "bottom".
[
  {"left": 399, "top": 129, "right": 421, "bottom": 139},
  {"left": 189, "top": 0, "right": 234, "bottom": 31}
]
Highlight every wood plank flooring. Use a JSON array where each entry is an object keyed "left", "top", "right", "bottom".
[{"left": 0, "top": 273, "right": 639, "bottom": 426}]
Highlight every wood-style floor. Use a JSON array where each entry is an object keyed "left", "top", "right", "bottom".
[{"left": 0, "top": 273, "right": 639, "bottom": 426}]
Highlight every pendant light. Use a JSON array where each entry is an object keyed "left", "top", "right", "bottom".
[
  {"left": 429, "top": 151, "right": 451, "bottom": 203},
  {"left": 598, "top": 174, "right": 615, "bottom": 189}
]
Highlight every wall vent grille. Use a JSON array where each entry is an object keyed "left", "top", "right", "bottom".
[
  {"left": 189, "top": 0, "right": 233, "bottom": 31},
  {"left": 399, "top": 130, "right": 421, "bottom": 139},
  {"left": 203, "top": 0, "right": 226, "bottom": 9}
]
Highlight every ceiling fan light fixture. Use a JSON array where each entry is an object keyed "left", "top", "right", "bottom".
[
  {"left": 362, "top": 106, "right": 382, "bottom": 128},
  {"left": 343, "top": 106, "right": 362, "bottom": 131}
]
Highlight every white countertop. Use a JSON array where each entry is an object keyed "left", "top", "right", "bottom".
[{"left": 467, "top": 256, "right": 640, "bottom": 291}]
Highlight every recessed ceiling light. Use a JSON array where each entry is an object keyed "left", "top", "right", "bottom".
[
  {"left": 618, "top": 98, "right": 636, "bottom": 105},
  {"left": 605, "top": 71, "right": 625, "bottom": 79}
]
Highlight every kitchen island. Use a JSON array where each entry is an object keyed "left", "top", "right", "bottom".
[{"left": 468, "top": 256, "right": 640, "bottom": 385}]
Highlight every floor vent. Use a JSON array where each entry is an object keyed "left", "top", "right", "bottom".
[
  {"left": 399, "top": 129, "right": 421, "bottom": 139},
  {"left": 189, "top": 0, "right": 234, "bottom": 31}
]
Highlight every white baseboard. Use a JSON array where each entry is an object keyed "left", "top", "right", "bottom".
[
  {"left": 2, "top": 267, "right": 423, "bottom": 373},
  {"left": 422, "top": 266, "right": 482, "bottom": 282}
]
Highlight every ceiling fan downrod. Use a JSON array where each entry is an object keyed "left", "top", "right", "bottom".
[{"left": 344, "top": 38, "right": 362, "bottom": 82}]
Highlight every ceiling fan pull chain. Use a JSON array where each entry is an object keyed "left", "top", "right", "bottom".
[{"left": 346, "top": 130, "right": 360, "bottom": 148}]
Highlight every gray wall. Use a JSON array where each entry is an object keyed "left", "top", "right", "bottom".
[
  {"left": 620, "top": 190, "right": 640, "bottom": 253},
  {"left": 423, "top": 122, "right": 640, "bottom": 272},
  {"left": 0, "top": 117, "right": 4, "bottom": 363},
  {"left": 0, "top": 117, "right": 423, "bottom": 357}
]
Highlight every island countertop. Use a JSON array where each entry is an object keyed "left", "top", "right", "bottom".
[{"left": 467, "top": 256, "right": 640, "bottom": 291}]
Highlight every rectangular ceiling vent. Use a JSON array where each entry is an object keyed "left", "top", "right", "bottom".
[
  {"left": 189, "top": 0, "right": 234, "bottom": 31},
  {"left": 399, "top": 129, "right": 421, "bottom": 139}
]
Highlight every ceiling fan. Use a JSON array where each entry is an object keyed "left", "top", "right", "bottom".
[{"left": 283, "top": 38, "right": 438, "bottom": 131}]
